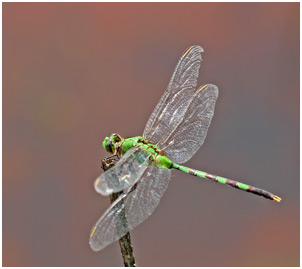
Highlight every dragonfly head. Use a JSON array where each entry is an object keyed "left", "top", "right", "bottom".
[{"left": 102, "top": 133, "right": 123, "bottom": 154}]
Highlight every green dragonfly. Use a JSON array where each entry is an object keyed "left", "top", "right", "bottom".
[{"left": 90, "top": 45, "right": 281, "bottom": 252}]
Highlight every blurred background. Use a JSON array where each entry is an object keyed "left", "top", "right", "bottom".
[{"left": 3, "top": 2, "right": 299, "bottom": 267}]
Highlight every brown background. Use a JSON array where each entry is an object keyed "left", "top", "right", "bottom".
[{"left": 3, "top": 2, "right": 299, "bottom": 267}]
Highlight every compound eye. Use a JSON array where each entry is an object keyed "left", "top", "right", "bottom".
[
  {"left": 105, "top": 142, "right": 113, "bottom": 154},
  {"left": 112, "top": 134, "right": 122, "bottom": 142}
]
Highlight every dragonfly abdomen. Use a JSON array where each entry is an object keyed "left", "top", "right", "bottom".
[{"left": 171, "top": 163, "right": 281, "bottom": 202}]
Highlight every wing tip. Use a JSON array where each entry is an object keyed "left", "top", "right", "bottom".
[
  {"left": 197, "top": 84, "right": 219, "bottom": 96},
  {"left": 198, "top": 84, "right": 208, "bottom": 92},
  {"left": 182, "top": 45, "right": 204, "bottom": 58},
  {"left": 90, "top": 225, "right": 97, "bottom": 239},
  {"left": 89, "top": 240, "right": 102, "bottom": 252},
  {"left": 94, "top": 176, "right": 113, "bottom": 196}
]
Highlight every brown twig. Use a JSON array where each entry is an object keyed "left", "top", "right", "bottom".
[{"left": 101, "top": 157, "right": 136, "bottom": 267}]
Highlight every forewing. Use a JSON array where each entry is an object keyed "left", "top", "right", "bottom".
[
  {"left": 163, "top": 84, "right": 219, "bottom": 163},
  {"left": 89, "top": 166, "right": 171, "bottom": 252},
  {"left": 143, "top": 46, "right": 203, "bottom": 144},
  {"left": 94, "top": 147, "right": 151, "bottom": 196}
]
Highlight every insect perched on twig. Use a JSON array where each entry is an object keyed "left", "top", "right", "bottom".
[{"left": 89, "top": 45, "right": 282, "bottom": 252}]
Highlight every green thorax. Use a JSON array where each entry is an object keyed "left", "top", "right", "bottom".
[{"left": 121, "top": 136, "right": 172, "bottom": 169}]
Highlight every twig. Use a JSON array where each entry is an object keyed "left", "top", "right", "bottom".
[{"left": 101, "top": 157, "right": 136, "bottom": 267}]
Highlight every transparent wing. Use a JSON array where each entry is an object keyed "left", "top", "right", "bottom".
[
  {"left": 143, "top": 45, "right": 203, "bottom": 144},
  {"left": 94, "top": 147, "right": 151, "bottom": 196},
  {"left": 163, "top": 84, "right": 219, "bottom": 163},
  {"left": 89, "top": 166, "right": 171, "bottom": 251}
]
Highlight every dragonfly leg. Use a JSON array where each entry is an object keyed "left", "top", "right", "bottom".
[{"left": 101, "top": 155, "right": 119, "bottom": 170}]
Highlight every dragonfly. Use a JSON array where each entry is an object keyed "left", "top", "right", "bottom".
[{"left": 89, "top": 45, "right": 281, "bottom": 252}]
